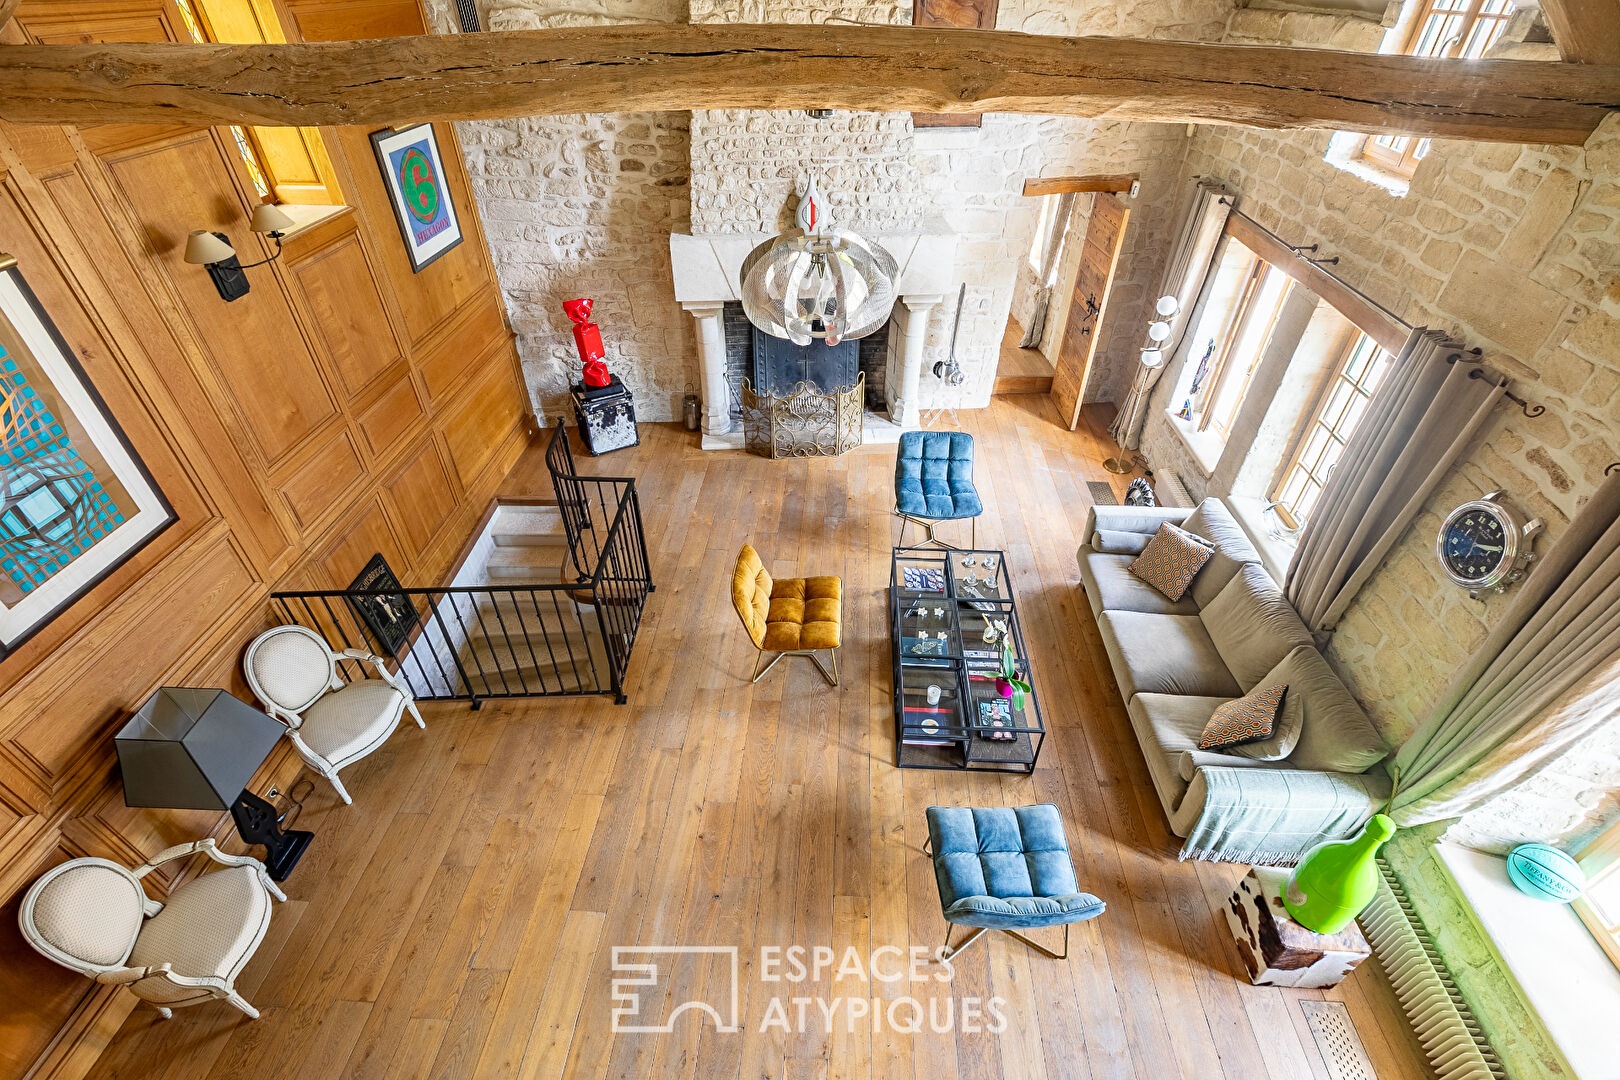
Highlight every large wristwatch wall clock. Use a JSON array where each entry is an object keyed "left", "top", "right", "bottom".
[{"left": 1436, "top": 490, "right": 1543, "bottom": 598}]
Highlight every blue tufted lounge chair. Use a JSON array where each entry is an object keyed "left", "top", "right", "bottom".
[
  {"left": 924, "top": 804, "right": 1106, "bottom": 959},
  {"left": 894, "top": 431, "right": 983, "bottom": 549}
]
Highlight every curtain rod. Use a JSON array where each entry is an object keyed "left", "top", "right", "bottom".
[{"left": 1218, "top": 201, "right": 1416, "bottom": 333}]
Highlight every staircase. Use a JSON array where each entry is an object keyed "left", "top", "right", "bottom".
[{"left": 457, "top": 503, "right": 609, "bottom": 696}]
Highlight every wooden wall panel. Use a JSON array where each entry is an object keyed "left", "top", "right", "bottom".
[
  {"left": 104, "top": 132, "right": 338, "bottom": 466},
  {"left": 382, "top": 438, "right": 458, "bottom": 561},
  {"left": 291, "top": 229, "right": 404, "bottom": 400},
  {"left": 0, "top": 2, "right": 533, "bottom": 1076}
]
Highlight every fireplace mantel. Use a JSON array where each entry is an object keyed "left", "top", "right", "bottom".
[{"left": 671, "top": 230, "right": 958, "bottom": 447}]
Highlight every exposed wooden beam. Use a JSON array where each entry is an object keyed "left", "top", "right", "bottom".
[
  {"left": 1022, "top": 174, "right": 1138, "bottom": 196},
  {"left": 1540, "top": 0, "right": 1620, "bottom": 64},
  {"left": 0, "top": 24, "right": 1615, "bottom": 143}
]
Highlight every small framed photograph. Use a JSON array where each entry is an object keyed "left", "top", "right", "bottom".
[
  {"left": 346, "top": 553, "right": 419, "bottom": 658},
  {"left": 370, "top": 124, "right": 464, "bottom": 273}
]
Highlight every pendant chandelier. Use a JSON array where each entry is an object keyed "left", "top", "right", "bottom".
[{"left": 740, "top": 174, "right": 898, "bottom": 347}]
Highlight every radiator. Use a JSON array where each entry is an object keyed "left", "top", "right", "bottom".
[
  {"left": 1361, "top": 858, "right": 1506, "bottom": 1080},
  {"left": 1154, "top": 470, "right": 1196, "bottom": 508}
]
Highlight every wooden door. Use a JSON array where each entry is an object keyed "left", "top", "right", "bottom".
[{"left": 1051, "top": 192, "right": 1130, "bottom": 431}]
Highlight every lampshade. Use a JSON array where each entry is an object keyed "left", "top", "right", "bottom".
[
  {"left": 740, "top": 228, "right": 898, "bottom": 346},
  {"left": 249, "top": 203, "right": 295, "bottom": 235},
  {"left": 1155, "top": 294, "right": 1181, "bottom": 318},
  {"left": 184, "top": 230, "right": 236, "bottom": 265},
  {"left": 1139, "top": 348, "right": 1165, "bottom": 369},
  {"left": 116, "top": 687, "right": 285, "bottom": 810},
  {"left": 1147, "top": 320, "right": 1173, "bottom": 343}
]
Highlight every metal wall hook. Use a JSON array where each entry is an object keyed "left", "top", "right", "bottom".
[
  {"left": 1607, "top": 462, "right": 1619, "bottom": 476},
  {"left": 1466, "top": 367, "right": 1545, "bottom": 418}
]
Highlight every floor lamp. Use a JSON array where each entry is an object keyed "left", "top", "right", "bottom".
[{"left": 1103, "top": 294, "right": 1179, "bottom": 474}]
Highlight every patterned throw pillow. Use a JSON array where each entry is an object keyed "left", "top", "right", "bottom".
[
  {"left": 1200, "top": 683, "right": 1289, "bottom": 750},
  {"left": 1128, "top": 522, "right": 1214, "bottom": 601}
]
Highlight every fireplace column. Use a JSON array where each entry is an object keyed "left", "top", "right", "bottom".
[
  {"left": 889, "top": 293, "right": 944, "bottom": 429},
  {"left": 682, "top": 301, "right": 729, "bottom": 435}
]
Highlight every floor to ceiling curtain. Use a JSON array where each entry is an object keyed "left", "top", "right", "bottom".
[
  {"left": 1019, "top": 192, "right": 1075, "bottom": 348},
  {"left": 1109, "top": 178, "right": 1231, "bottom": 450},
  {"left": 1389, "top": 469, "right": 1620, "bottom": 824},
  {"left": 1285, "top": 329, "right": 1503, "bottom": 634}
]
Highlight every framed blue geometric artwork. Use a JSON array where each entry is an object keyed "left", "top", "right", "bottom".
[
  {"left": 370, "top": 123, "right": 464, "bottom": 273},
  {"left": 0, "top": 256, "right": 175, "bottom": 659}
]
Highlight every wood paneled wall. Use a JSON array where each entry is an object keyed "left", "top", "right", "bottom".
[{"left": 0, "top": 3, "right": 533, "bottom": 1077}]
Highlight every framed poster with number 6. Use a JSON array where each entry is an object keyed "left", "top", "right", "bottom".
[{"left": 371, "top": 124, "right": 463, "bottom": 273}]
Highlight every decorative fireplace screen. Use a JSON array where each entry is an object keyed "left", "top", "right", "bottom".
[{"left": 740, "top": 375, "right": 864, "bottom": 458}]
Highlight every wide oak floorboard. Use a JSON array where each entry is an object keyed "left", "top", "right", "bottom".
[{"left": 83, "top": 402, "right": 1430, "bottom": 1080}]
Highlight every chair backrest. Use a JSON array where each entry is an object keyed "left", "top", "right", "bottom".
[
  {"left": 244, "top": 625, "right": 336, "bottom": 716},
  {"left": 896, "top": 431, "right": 975, "bottom": 494},
  {"left": 20, "top": 859, "right": 146, "bottom": 975},
  {"left": 731, "top": 544, "right": 772, "bottom": 650}
]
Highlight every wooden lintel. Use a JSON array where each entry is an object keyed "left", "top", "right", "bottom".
[
  {"left": 1540, "top": 0, "right": 1620, "bottom": 64},
  {"left": 1225, "top": 212, "right": 1407, "bottom": 353},
  {"left": 0, "top": 24, "right": 1615, "bottom": 144},
  {"left": 1022, "top": 174, "right": 1138, "bottom": 197}
]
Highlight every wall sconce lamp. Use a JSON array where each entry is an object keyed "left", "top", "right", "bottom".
[{"left": 183, "top": 203, "right": 295, "bottom": 303}]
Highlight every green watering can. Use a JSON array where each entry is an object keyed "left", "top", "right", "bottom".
[{"left": 1283, "top": 814, "right": 1397, "bottom": 934}]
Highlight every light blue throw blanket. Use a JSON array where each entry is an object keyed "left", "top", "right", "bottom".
[{"left": 1180, "top": 766, "right": 1389, "bottom": 866}]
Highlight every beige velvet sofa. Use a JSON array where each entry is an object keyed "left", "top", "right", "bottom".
[{"left": 1078, "top": 498, "right": 1391, "bottom": 846}]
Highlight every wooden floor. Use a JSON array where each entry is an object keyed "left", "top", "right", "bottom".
[
  {"left": 85, "top": 400, "right": 1431, "bottom": 1080},
  {"left": 992, "top": 320, "right": 1055, "bottom": 396}
]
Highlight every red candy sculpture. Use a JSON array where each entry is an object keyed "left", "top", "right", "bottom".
[{"left": 563, "top": 298, "right": 612, "bottom": 389}]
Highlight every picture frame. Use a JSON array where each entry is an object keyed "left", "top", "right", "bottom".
[
  {"left": 346, "top": 552, "right": 419, "bottom": 658},
  {"left": 369, "top": 123, "right": 464, "bottom": 273},
  {"left": 0, "top": 256, "right": 176, "bottom": 660}
]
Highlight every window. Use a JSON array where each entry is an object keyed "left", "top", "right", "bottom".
[
  {"left": 172, "top": 0, "right": 342, "bottom": 206},
  {"left": 1574, "top": 821, "right": 1620, "bottom": 972},
  {"left": 1363, "top": 0, "right": 1513, "bottom": 176},
  {"left": 1198, "top": 258, "right": 1292, "bottom": 440},
  {"left": 1270, "top": 332, "right": 1393, "bottom": 527}
]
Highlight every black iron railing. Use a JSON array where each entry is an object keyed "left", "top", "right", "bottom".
[{"left": 270, "top": 423, "right": 652, "bottom": 704}]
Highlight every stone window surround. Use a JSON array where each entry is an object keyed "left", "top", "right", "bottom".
[{"left": 670, "top": 230, "right": 959, "bottom": 448}]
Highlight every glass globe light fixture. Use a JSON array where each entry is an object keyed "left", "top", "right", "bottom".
[
  {"left": 1146, "top": 319, "right": 1173, "bottom": 343},
  {"left": 1155, "top": 294, "right": 1180, "bottom": 318},
  {"left": 1139, "top": 348, "right": 1165, "bottom": 369}
]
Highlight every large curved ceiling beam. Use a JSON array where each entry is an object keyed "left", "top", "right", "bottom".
[{"left": 0, "top": 23, "right": 1615, "bottom": 143}]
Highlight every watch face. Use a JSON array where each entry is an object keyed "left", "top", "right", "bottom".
[{"left": 1441, "top": 507, "right": 1508, "bottom": 582}]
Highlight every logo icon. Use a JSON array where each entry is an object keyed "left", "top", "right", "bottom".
[
  {"left": 610, "top": 946, "right": 740, "bottom": 1033},
  {"left": 396, "top": 146, "right": 440, "bottom": 224}
]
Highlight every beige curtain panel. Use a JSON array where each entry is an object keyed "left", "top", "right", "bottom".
[
  {"left": 1285, "top": 329, "right": 1503, "bottom": 633},
  {"left": 1020, "top": 192, "right": 1075, "bottom": 349},
  {"left": 1109, "top": 178, "right": 1230, "bottom": 451},
  {"left": 1390, "top": 469, "right": 1620, "bottom": 824}
]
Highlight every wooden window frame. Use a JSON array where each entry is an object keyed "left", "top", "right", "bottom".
[
  {"left": 1361, "top": 0, "right": 1512, "bottom": 177},
  {"left": 1197, "top": 258, "right": 1290, "bottom": 439},
  {"left": 1573, "top": 822, "right": 1620, "bottom": 972},
  {"left": 1269, "top": 329, "right": 1392, "bottom": 529}
]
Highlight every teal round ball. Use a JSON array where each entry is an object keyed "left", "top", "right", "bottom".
[{"left": 1506, "top": 844, "right": 1584, "bottom": 903}]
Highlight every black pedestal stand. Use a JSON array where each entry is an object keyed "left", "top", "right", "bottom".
[{"left": 230, "top": 789, "right": 313, "bottom": 882}]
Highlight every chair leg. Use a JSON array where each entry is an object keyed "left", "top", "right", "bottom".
[
  {"left": 1002, "top": 924, "right": 1071, "bottom": 961},
  {"left": 806, "top": 650, "right": 838, "bottom": 687},
  {"left": 897, "top": 511, "right": 908, "bottom": 547},
  {"left": 751, "top": 650, "right": 788, "bottom": 684},
  {"left": 327, "top": 772, "right": 353, "bottom": 806},
  {"left": 407, "top": 699, "right": 425, "bottom": 728},
  {"left": 941, "top": 925, "right": 988, "bottom": 960},
  {"left": 153, "top": 1006, "right": 173, "bottom": 1021},
  {"left": 971, "top": 516, "right": 977, "bottom": 549},
  {"left": 226, "top": 992, "right": 260, "bottom": 1020}
]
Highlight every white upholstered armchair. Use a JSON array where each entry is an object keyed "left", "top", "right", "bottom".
[
  {"left": 19, "top": 838, "right": 285, "bottom": 1019},
  {"left": 243, "top": 624, "right": 424, "bottom": 805}
]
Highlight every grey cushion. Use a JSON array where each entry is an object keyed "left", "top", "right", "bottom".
[
  {"left": 1097, "top": 611, "right": 1243, "bottom": 700},
  {"left": 1080, "top": 552, "right": 1200, "bottom": 616},
  {"left": 1092, "top": 529, "right": 1152, "bottom": 555},
  {"left": 1199, "top": 564, "right": 1314, "bottom": 692},
  {"left": 1270, "top": 645, "right": 1390, "bottom": 773},
  {"left": 1182, "top": 499, "right": 1264, "bottom": 609}
]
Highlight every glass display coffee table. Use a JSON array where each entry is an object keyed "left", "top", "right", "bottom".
[{"left": 890, "top": 547, "right": 1045, "bottom": 772}]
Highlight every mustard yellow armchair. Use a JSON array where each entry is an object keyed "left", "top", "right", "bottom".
[{"left": 731, "top": 544, "right": 842, "bottom": 686}]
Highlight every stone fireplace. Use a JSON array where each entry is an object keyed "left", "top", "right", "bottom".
[{"left": 671, "top": 229, "right": 957, "bottom": 449}]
